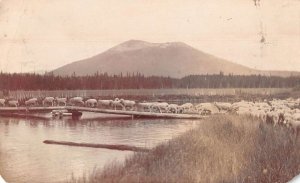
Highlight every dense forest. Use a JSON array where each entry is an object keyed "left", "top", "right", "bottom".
[{"left": 0, "top": 72, "right": 299, "bottom": 90}]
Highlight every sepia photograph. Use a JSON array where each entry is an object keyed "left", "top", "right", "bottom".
[{"left": 0, "top": 0, "right": 300, "bottom": 182}]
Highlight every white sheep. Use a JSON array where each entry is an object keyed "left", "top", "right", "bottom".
[
  {"left": 69, "top": 97, "right": 84, "bottom": 106},
  {"left": 8, "top": 100, "right": 19, "bottom": 107},
  {"left": 150, "top": 102, "right": 169, "bottom": 113},
  {"left": 55, "top": 97, "right": 67, "bottom": 106},
  {"left": 214, "top": 102, "right": 231, "bottom": 111},
  {"left": 120, "top": 99, "right": 136, "bottom": 111},
  {"left": 196, "top": 103, "right": 219, "bottom": 115},
  {"left": 287, "top": 118, "right": 300, "bottom": 138},
  {"left": 25, "top": 98, "right": 38, "bottom": 106},
  {"left": 0, "top": 99, "right": 5, "bottom": 106},
  {"left": 179, "top": 103, "right": 194, "bottom": 113},
  {"left": 43, "top": 97, "right": 55, "bottom": 106},
  {"left": 111, "top": 98, "right": 124, "bottom": 110},
  {"left": 85, "top": 99, "right": 98, "bottom": 107},
  {"left": 137, "top": 102, "right": 153, "bottom": 112},
  {"left": 167, "top": 104, "right": 179, "bottom": 114},
  {"left": 97, "top": 100, "right": 113, "bottom": 108}
]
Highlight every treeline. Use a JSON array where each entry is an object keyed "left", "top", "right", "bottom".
[{"left": 0, "top": 72, "right": 299, "bottom": 90}]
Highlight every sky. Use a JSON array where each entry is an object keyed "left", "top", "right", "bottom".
[{"left": 0, "top": 0, "right": 299, "bottom": 73}]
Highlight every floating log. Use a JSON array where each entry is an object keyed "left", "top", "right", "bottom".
[{"left": 43, "top": 140, "right": 150, "bottom": 152}]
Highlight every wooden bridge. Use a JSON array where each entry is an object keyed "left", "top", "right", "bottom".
[
  {"left": 65, "top": 106, "right": 204, "bottom": 119},
  {"left": 0, "top": 106, "right": 205, "bottom": 119},
  {"left": 0, "top": 106, "right": 65, "bottom": 112},
  {"left": 0, "top": 106, "right": 66, "bottom": 119}
]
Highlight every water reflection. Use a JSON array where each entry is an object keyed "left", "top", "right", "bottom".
[{"left": 0, "top": 113, "right": 199, "bottom": 183}]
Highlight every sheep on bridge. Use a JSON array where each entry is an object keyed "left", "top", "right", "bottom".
[
  {"left": 178, "top": 103, "right": 195, "bottom": 114},
  {"left": 150, "top": 102, "right": 169, "bottom": 113},
  {"left": 8, "top": 100, "right": 19, "bottom": 107},
  {"left": 85, "top": 99, "right": 98, "bottom": 108},
  {"left": 69, "top": 97, "right": 84, "bottom": 106},
  {"left": 111, "top": 98, "right": 125, "bottom": 110},
  {"left": 43, "top": 97, "right": 55, "bottom": 106},
  {"left": 0, "top": 99, "right": 5, "bottom": 107},
  {"left": 55, "top": 97, "right": 67, "bottom": 106},
  {"left": 25, "top": 98, "right": 38, "bottom": 106},
  {"left": 137, "top": 102, "right": 154, "bottom": 112},
  {"left": 167, "top": 104, "right": 179, "bottom": 114},
  {"left": 97, "top": 100, "right": 113, "bottom": 108},
  {"left": 120, "top": 99, "right": 136, "bottom": 111}
]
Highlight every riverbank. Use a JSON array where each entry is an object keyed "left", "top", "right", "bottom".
[{"left": 70, "top": 115, "right": 300, "bottom": 183}]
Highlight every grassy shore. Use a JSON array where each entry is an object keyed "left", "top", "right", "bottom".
[{"left": 70, "top": 115, "right": 300, "bottom": 183}]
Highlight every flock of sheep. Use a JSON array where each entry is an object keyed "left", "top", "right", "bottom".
[
  {"left": 0, "top": 96, "right": 299, "bottom": 137},
  {"left": 223, "top": 98, "right": 300, "bottom": 137},
  {"left": 0, "top": 97, "right": 196, "bottom": 114}
]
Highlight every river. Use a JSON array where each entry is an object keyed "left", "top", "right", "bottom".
[{"left": 0, "top": 112, "right": 199, "bottom": 183}]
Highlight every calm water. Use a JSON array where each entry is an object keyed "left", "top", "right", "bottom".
[{"left": 0, "top": 112, "right": 199, "bottom": 183}]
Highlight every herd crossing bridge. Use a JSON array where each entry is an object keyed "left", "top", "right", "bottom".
[{"left": 0, "top": 106, "right": 205, "bottom": 119}]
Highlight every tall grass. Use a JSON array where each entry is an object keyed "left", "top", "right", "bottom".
[{"left": 70, "top": 115, "right": 300, "bottom": 183}]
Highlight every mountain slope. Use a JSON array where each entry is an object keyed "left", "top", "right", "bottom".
[{"left": 52, "top": 40, "right": 299, "bottom": 78}]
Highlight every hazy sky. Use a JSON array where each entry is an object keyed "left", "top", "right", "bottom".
[{"left": 0, "top": 0, "right": 299, "bottom": 73}]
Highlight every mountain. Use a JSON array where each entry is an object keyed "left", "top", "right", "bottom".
[{"left": 52, "top": 40, "right": 300, "bottom": 78}]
